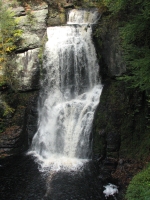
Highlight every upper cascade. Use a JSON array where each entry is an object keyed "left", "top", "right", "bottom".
[{"left": 67, "top": 9, "right": 100, "bottom": 24}]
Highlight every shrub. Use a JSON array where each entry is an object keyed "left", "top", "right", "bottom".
[{"left": 126, "top": 163, "right": 150, "bottom": 200}]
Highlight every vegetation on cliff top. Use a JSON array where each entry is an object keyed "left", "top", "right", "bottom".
[{"left": 97, "top": 0, "right": 150, "bottom": 93}]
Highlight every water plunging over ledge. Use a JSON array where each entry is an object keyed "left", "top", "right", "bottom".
[
  {"left": 28, "top": 9, "right": 103, "bottom": 171},
  {"left": 67, "top": 9, "right": 100, "bottom": 24}
]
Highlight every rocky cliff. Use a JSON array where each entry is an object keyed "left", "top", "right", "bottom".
[
  {"left": 92, "top": 14, "right": 150, "bottom": 198},
  {"left": 0, "top": 1, "right": 48, "bottom": 157}
]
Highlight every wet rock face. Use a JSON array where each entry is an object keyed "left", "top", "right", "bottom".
[
  {"left": 92, "top": 18, "right": 127, "bottom": 174},
  {"left": 93, "top": 23, "right": 126, "bottom": 79},
  {"left": 44, "top": 0, "right": 85, "bottom": 27},
  {"left": 15, "top": 49, "right": 40, "bottom": 91},
  {"left": 23, "top": 93, "right": 39, "bottom": 146},
  {"left": 47, "top": 10, "right": 66, "bottom": 26},
  {"left": 16, "top": 3, "right": 48, "bottom": 47},
  {"left": 92, "top": 75, "right": 148, "bottom": 179},
  {"left": 13, "top": 3, "right": 48, "bottom": 91},
  {"left": 46, "top": 2, "right": 66, "bottom": 26},
  {"left": 100, "top": 29, "right": 126, "bottom": 77},
  {"left": 93, "top": 81, "right": 124, "bottom": 176},
  {"left": 45, "top": 0, "right": 68, "bottom": 26},
  {"left": 106, "top": 132, "right": 120, "bottom": 153},
  {"left": 0, "top": 126, "right": 23, "bottom": 157},
  {"left": 0, "top": 92, "right": 39, "bottom": 157},
  {"left": 13, "top": 6, "right": 26, "bottom": 17}
]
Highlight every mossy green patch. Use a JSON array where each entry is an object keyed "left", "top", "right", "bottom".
[
  {"left": 59, "top": 12, "right": 66, "bottom": 24},
  {"left": 126, "top": 163, "right": 150, "bottom": 200}
]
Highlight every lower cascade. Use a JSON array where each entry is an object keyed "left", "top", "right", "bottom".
[{"left": 29, "top": 9, "right": 103, "bottom": 171}]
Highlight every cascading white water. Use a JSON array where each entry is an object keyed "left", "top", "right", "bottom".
[
  {"left": 67, "top": 9, "right": 100, "bottom": 24},
  {"left": 29, "top": 9, "right": 103, "bottom": 171}
]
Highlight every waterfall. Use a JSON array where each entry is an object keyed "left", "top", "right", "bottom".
[
  {"left": 29, "top": 9, "right": 102, "bottom": 171},
  {"left": 67, "top": 9, "right": 100, "bottom": 24}
]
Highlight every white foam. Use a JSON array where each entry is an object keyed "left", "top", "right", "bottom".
[
  {"left": 67, "top": 9, "right": 100, "bottom": 24},
  {"left": 28, "top": 150, "right": 88, "bottom": 172},
  {"left": 103, "top": 183, "right": 118, "bottom": 198}
]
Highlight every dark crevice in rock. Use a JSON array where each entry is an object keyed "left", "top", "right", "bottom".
[
  {"left": 22, "top": 92, "right": 39, "bottom": 147},
  {"left": 63, "top": 3, "right": 75, "bottom": 8},
  {"left": 18, "top": 89, "right": 40, "bottom": 93},
  {"left": 15, "top": 47, "right": 40, "bottom": 54}
]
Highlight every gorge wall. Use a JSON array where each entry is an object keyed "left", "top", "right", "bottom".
[
  {"left": 0, "top": 0, "right": 48, "bottom": 157},
  {"left": 92, "top": 15, "right": 150, "bottom": 191}
]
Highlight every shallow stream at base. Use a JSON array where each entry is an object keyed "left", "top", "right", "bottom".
[{"left": 0, "top": 154, "right": 117, "bottom": 200}]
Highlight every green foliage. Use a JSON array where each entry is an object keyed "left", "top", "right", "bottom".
[
  {"left": 0, "top": 95, "right": 15, "bottom": 118},
  {"left": 0, "top": 0, "right": 22, "bottom": 89},
  {"left": 126, "top": 163, "right": 150, "bottom": 200},
  {"left": 119, "top": 0, "right": 150, "bottom": 91},
  {"left": 2, "top": 101, "right": 15, "bottom": 117},
  {"left": 99, "top": 0, "right": 126, "bottom": 14}
]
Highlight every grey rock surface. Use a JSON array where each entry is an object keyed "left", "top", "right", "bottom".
[{"left": 15, "top": 48, "right": 40, "bottom": 91}]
